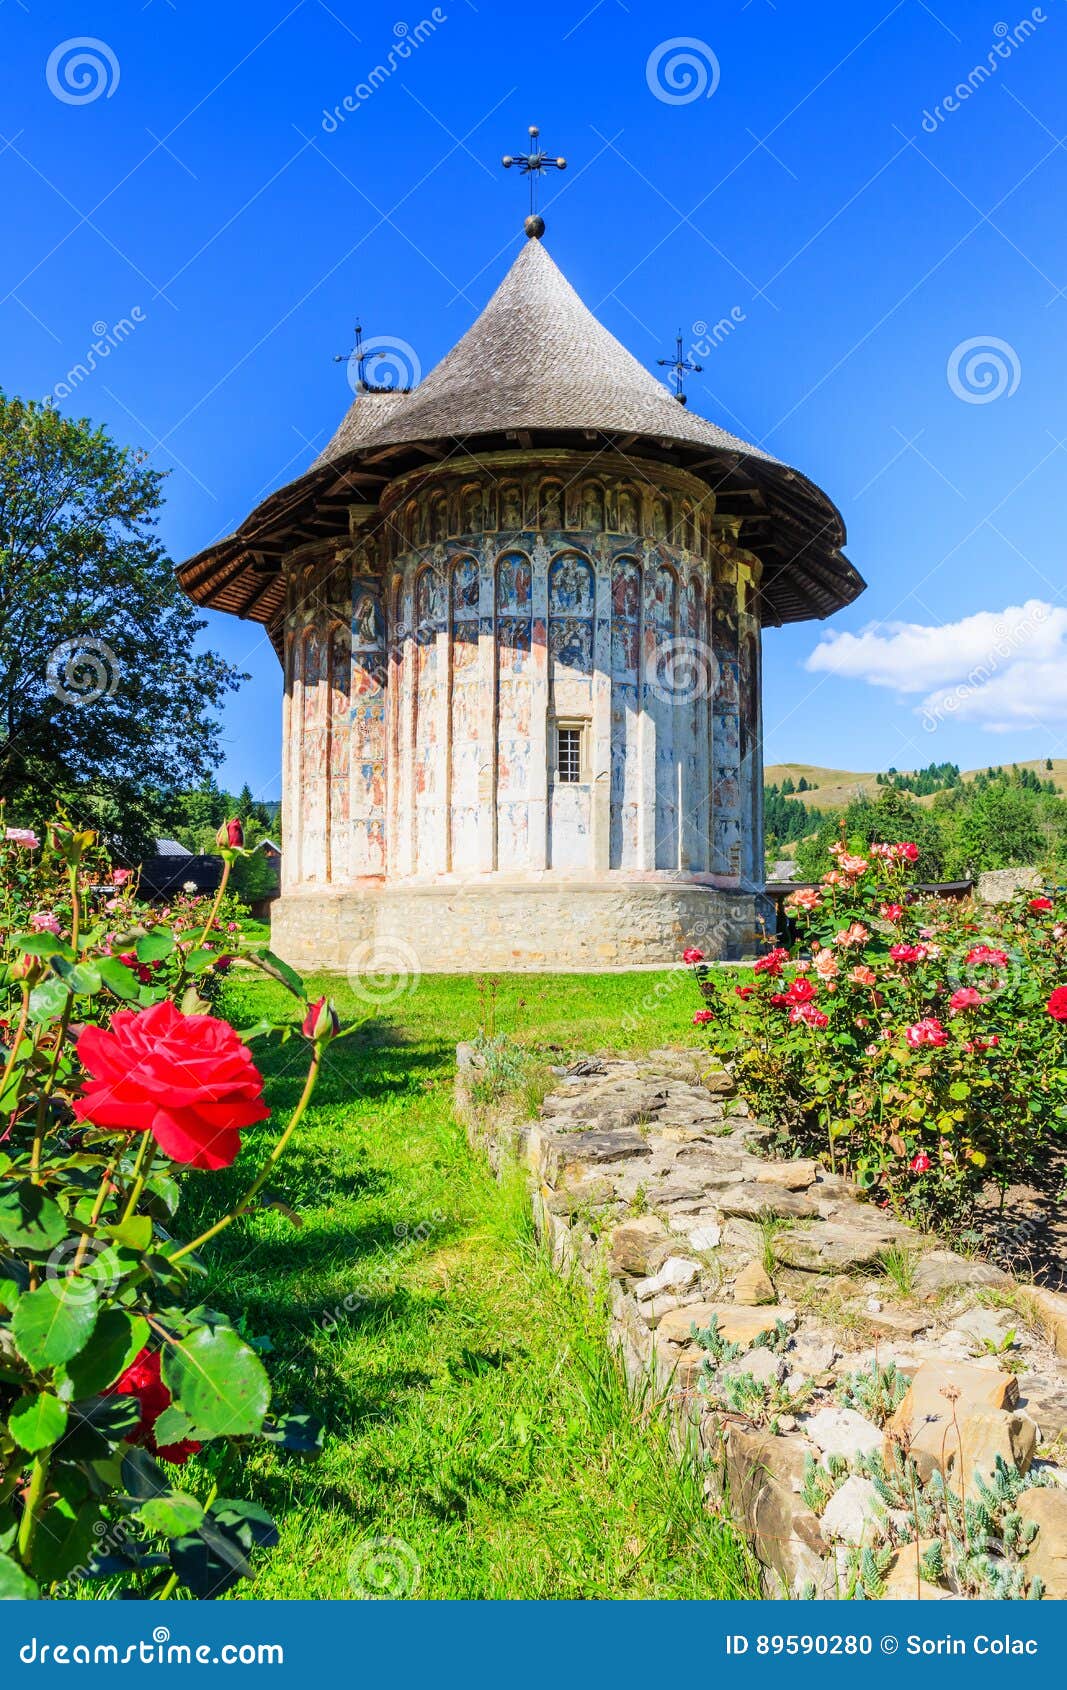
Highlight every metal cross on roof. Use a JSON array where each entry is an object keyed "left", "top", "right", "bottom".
[
  {"left": 333, "top": 323, "right": 394, "bottom": 393},
  {"left": 502, "top": 125, "right": 567, "bottom": 238},
  {"left": 657, "top": 331, "right": 703, "bottom": 408}
]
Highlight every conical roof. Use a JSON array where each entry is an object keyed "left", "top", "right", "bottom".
[
  {"left": 178, "top": 234, "right": 864, "bottom": 644},
  {"left": 317, "top": 239, "right": 775, "bottom": 465}
]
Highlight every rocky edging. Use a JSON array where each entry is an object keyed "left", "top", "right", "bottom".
[{"left": 455, "top": 1043, "right": 1067, "bottom": 1600}]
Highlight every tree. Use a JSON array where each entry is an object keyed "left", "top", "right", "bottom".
[{"left": 0, "top": 395, "right": 243, "bottom": 856}]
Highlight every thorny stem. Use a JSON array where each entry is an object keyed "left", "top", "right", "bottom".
[
  {"left": 16, "top": 1453, "right": 51, "bottom": 1566},
  {"left": 30, "top": 863, "right": 84, "bottom": 1183},
  {"left": 170, "top": 1042, "right": 324, "bottom": 1264},
  {"left": 196, "top": 855, "right": 232, "bottom": 950},
  {"left": 120, "top": 1137, "right": 157, "bottom": 1224},
  {"left": 70, "top": 1150, "right": 121, "bottom": 1271},
  {"left": 0, "top": 984, "right": 31, "bottom": 1106}
]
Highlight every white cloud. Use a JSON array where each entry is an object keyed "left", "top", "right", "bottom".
[{"left": 805, "top": 599, "right": 1067, "bottom": 732}]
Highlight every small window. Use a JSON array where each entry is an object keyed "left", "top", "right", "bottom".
[{"left": 556, "top": 726, "right": 583, "bottom": 784}]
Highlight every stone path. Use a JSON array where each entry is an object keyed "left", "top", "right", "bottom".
[{"left": 458, "top": 1044, "right": 1067, "bottom": 1600}]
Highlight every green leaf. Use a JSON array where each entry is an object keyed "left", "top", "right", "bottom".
[
  {"left": 261, "top": 1412, "right": 323, "bottom": 1454},
  {"left": 948, "top": 1081, "right": 971, "bottom": 1101},
  {"left": 139, "top": 1493, "right": 205, "bottom": 1537},
  {"left": 161, "top": 1326, "right": 270, "bottom": 1439},
  {"left": 28, "top": 975, "right": 72, "bottom": 1022},
  {"left": 210, "top": 1497, "right": 278, "bottom": 1550},
  {"left": 96, "top": 956, "right": 142, "bottom": 1000},
  {"left": 151, "top": 1403, "right": 197, "bottom": 1448},
  {"left": 0, "top": 1181, "right": 66, "bottom": 1253},
  {"left": 135, "top": 932, "right": 175, "bottom": 963},
  {"left": 59, "top": 1310, "right": 148, "bottom": 1399},
  {"left": 168, "top": 1524, "right": 251, "bottom": 1598},
  {"left": 250, "top": 947, "right": 305, "bottom": 1000},
  {"left": 101, "top": 1214, "right": 152, "bottom": 1251},
  {"left": 30, "top": 1497, "right": 101, "bottom": 1585},
  {"left": 8, "top": 1391, "right": 68, "bottom": 1453},
  {"left": 0, "top": 1550, "right": 38, "bottom": 1599},
  {"left": 12, "top": 1281, "right": 98, "bottom": 1370},
  {"left": 13, "top": 934, "right": 74, "bottom": 960},
  {"left": 182, "top": 949, "right": 218, "bottom": 973},
  {"left": 50, "top": 958, "right": 102, "bottom": 995},
  {"left": 60, "top": 1394, "right": 141, "bottom": 1462}
]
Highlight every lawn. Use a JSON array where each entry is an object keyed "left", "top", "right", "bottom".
[{"left": 175, "top": 971, "right": 757, "bottom": 1600}]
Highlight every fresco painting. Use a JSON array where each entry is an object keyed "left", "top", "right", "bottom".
[{"left": 609, "top": 557, "right": 641, "bottom": 869}]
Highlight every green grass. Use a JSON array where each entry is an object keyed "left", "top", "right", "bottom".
[{"left": 177, "top": 972, "right": 756, "bottom": 1600}]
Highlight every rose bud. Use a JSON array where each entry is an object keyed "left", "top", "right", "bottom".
[{"left": 302, "top": 996, "right": 340, "bottom": 1042}]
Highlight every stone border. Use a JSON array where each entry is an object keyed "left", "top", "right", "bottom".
[{"left": 456, "top": 1043, "right": 1067, "bottom": 1600}]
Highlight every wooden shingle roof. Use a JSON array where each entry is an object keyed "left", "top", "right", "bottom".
[{"left": 178, "top": 236, "right": 865, "bottom": 650}]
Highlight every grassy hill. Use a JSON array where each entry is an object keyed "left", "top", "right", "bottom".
[{"left": 766, "top": 760, "right": 1067, "bottom": 811}]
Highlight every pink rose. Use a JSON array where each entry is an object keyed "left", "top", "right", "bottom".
[
  {"left": 30, "top": 911, "right": 62, "bottom": 935},
  {"left": 905, "top": 1017, "right": 948, "bottom": 1049}
]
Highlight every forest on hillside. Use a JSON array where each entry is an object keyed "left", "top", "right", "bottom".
[{"left": 765, "top": 761, "right": 1067, "bottom": 882}]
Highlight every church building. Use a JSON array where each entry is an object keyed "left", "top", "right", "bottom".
[{"left": 179, "top": 198, "right": 864, "bottom": 971}]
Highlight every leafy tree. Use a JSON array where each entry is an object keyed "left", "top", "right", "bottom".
[
  {"left": 0, "top": 395, "right": 243, "bottom": 857},
  {"left": 937, "top": 782, "right": 1046, "bottom": 877}
]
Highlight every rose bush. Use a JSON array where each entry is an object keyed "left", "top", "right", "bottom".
[
  {"left": 687, "top": 838, "right": 1067, "bottom": 1227},
  {"left": 0, "top": 815, "right": 338, "bottom": 1598}
]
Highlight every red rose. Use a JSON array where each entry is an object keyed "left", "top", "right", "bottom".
[
  {"left": 889, "top": 943, "right": 922, "bottom": 964},
  {"left": 734, "top": 985, "right": 755, "bottom": 999},
  {"left": 910, "top": 1151, "right": 931, "bottom": 1174},
  {"left": 899, "top": 842, "right": 919, "bottom": 862},
  {"left": 789, "top": 1002, "right": 828, "bottom": 1028},
  {"left": 966, "top": 945, "right": 1009, "bottom": 968},
  {"left": 1047, "top": 986, "right": 1067, "bottom": 1022},
  {"left": 109, "top": 1348, "right": 201, "bottom": 1465},
  {"left": 682, "top": 947, "right": 705, "bottom": 965},
  {"left": 785, "top": 977, "right": 817, "bottom": 1005},
  {"left": 692, "top": 1009, "right": 715, "bottom": 1026},
  {"left": 73, "top": 999, "right": 269, "bottom": 1170},
  {"left": 948, "top": 987, "right": 982, "bottom": 1013},
  {"left": 879, "top": 903, "right": 904, "bottom": 922},
  {"left": 753, "top": 946, "right": 789, "bottom": 977},
  {"left": 1029, "top": 897, "right": 1054, "bottom": 913}
]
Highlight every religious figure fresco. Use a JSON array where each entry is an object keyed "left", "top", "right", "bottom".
[
  {"left": 616, "top": 488, "right": 637, "bottom": 533},
  {"left": 500, "top": 484, "right": 523, "bottom": 529},
  {"left": 452, "top": 557, "right": 480, "bottom": 615},
  {"left": 352, "top": 589, "right": 382, "bottom": 648},
  {"left": 714, "top": 660, "right": 740, "bottom": 709},
  {"left": 581, "top": 483, "right": 604, "bottom": 530},
  {"left": 497, "top": 554, "right": 532, "bottom": 610},
  {"left": 650, "top": 497, "right": 669, "bottom": 540},
  {"left": 549, "top": 554, "right": 594, "bottom": 618},
  {"left": 549, "top": 618, "right": 593, "bottom": 672},
  {"left": 611, "top": 558, "right": 641, "bottom": 621},
  {"left": 461, "top": 486, "right": 483, "bottom": 533},
  {"left": 539, "top": 482, "right": 563, "bottom": 528}
]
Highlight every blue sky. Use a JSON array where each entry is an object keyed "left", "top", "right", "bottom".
[{"left": 5, "top": 0, "right": 1067, "bottom": 799}]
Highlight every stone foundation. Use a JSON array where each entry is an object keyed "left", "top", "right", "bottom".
[
  {"left": 457, "top": 1045, "right": 1067, "bottom": 1599},
  {"left": 271, "top": 881, "right": 773, "bottom": 973}
]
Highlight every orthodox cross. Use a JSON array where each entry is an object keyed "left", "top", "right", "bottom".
[
  {"left": 502, "top": 124, "right": 567, "bottom": 238},
  {"left": 657, "top": 331, "right": 703, "bottom": 407},
  {"left": 333, "top": 323, "right": 389, "bottom": 393}
]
